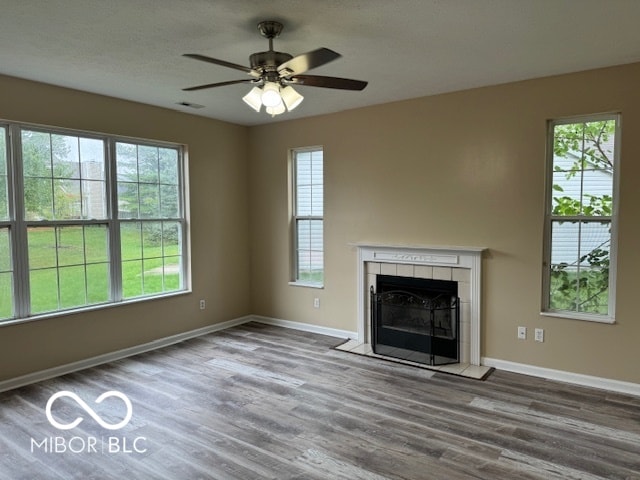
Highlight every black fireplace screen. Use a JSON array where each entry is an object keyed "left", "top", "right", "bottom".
[{"left": 371, "top": 275, "right": 460, "bottom": 366}]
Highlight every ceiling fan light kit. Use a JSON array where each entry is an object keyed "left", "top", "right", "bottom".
[
  {"left": 183, "top": 20, "right": 367, "bottom": 118},
  {"left": 242, "top": 81, "right": 304, "bottom": 116}
]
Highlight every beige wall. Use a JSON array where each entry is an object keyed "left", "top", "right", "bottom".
[
  {"left": 0, "top": 74, "right": 251, "bottom": 381},
  {"left": 248, "top": 62, "right": 640, "bottom": 384},
  {"left": 2, "top": 61, "right": 639, "bottom": 386}
]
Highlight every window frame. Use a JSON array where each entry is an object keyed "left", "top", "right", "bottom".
[
  {"left": 541, "top": 113, "right": 620, "bottom": 323},
  {"left": 112, "top": 139, "right": 187, "bottom": 301},
  {"left": 0, "top": 120, "right": 190, "bottom": 325},
  {"left": 0, "top": 126, "right": 14, "bottom": 320},
  {"left": 290, "top": 146, "right": 324, "bottom": 288}
]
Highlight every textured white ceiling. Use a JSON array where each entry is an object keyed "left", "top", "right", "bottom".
[{"left": 1, "top": 0, "right": 640, "bottom": 126}]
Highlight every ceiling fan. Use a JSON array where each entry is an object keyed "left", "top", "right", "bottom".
[{"left": 182, "top": 20, "right": 368, "bottom": 116}]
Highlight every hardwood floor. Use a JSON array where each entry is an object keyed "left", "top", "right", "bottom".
[{"left": 0, "top": 322, "right": 639, "bottom": 479}]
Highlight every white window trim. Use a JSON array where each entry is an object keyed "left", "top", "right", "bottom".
[
  {"left": 541, "top": 113, "right": 620, "bottom": 323},
  {"left": 0, "top": 120, "right": 190, "bottom": 325}
]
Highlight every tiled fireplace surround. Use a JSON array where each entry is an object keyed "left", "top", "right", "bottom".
[{"left": 354, "top": 244, "right": 484, "bottom": 367}]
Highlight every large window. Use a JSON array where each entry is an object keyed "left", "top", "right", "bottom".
[
  {"left": 0, "top": 122, "right": 187, "bottom": 322},
  {"left": 291, "top": 147, "right": 323, "bottom": 286},
  {"left": 543, "top": 114, "right": 619, "bottom": 321}
]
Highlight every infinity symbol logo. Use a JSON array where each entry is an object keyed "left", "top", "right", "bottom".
[{"left": 45, "top": 391, "right": 133, "bottom": 431}]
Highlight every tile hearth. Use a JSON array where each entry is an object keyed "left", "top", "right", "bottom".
[{"left": 336, "top": 339, "right": 492, "bottom": 380}]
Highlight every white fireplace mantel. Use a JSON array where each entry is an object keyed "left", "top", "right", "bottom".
[{"left": 354, "top": 243, "right": 485, "bottom": 366}]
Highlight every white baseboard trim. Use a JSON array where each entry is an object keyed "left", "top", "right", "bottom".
[
  {"left": 0, "top": 315, "right": 253, "bottom": 393},
  {"left": 482, "top": 357, "right": 640, "bottom": 397},
  {"left": 5, "top": 315, "right": 637, "bottom": 398},
  {"left": 251, "top": 315, "right": 357, "bottom": 340}
]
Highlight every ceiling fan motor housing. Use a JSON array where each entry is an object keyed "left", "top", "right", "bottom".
[{"left": 250, "top": 51, "right": 293, "bottom": 83}]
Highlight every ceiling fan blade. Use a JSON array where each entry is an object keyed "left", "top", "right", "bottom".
[
  {"left": 183, "top": 54, "right": 260, "bottom": 77},
  {"left": 182, "top": 79, "right": 254, "bottom": 91},
  {"left": 277, "top": 48, "right": 341, "bottom": 76},
  {"left": 288, "top": 75, "right": 368, "bottom": 91}
]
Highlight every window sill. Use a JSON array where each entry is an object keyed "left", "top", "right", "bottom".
[
  {"left": 0, "top": 290, "right": 192, "bottom": 328},
  {"left": 288, "top": 281, "right": 324, "bottom": 289},
  {"left": 540, "top": 311, "right": 615, "bottom": 324}
]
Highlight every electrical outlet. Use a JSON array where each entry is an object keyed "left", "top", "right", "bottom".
[
  {"left": 313, "top": 298, "right": 320, "bottom": 309},
  {"left": 534, "top": 328, "right": 544, "bottom": 342},
  {"left": 517, "top": 326, "right": 527, "bottom": 340},
  {"left": 199, "top": 299, "right": 206, "bottom": 310}
]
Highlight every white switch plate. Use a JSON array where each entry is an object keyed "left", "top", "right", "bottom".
[
  {"left": 534, "top": 328, "right": 544, "bottom": 342},
  {"left": 517, "top": 326, "right": 527, "bottom": 340}
]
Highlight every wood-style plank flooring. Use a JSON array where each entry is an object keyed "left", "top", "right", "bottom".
[{"left": 0, "top": 322, "right": 639, "bottom": 479}]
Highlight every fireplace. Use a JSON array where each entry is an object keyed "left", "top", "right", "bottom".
[
  {"left": 371, "top": 275, "right": 460, "bottom": 365},
  {"left": 355, "top": 244, "right": 484, "bottom": 366}
]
